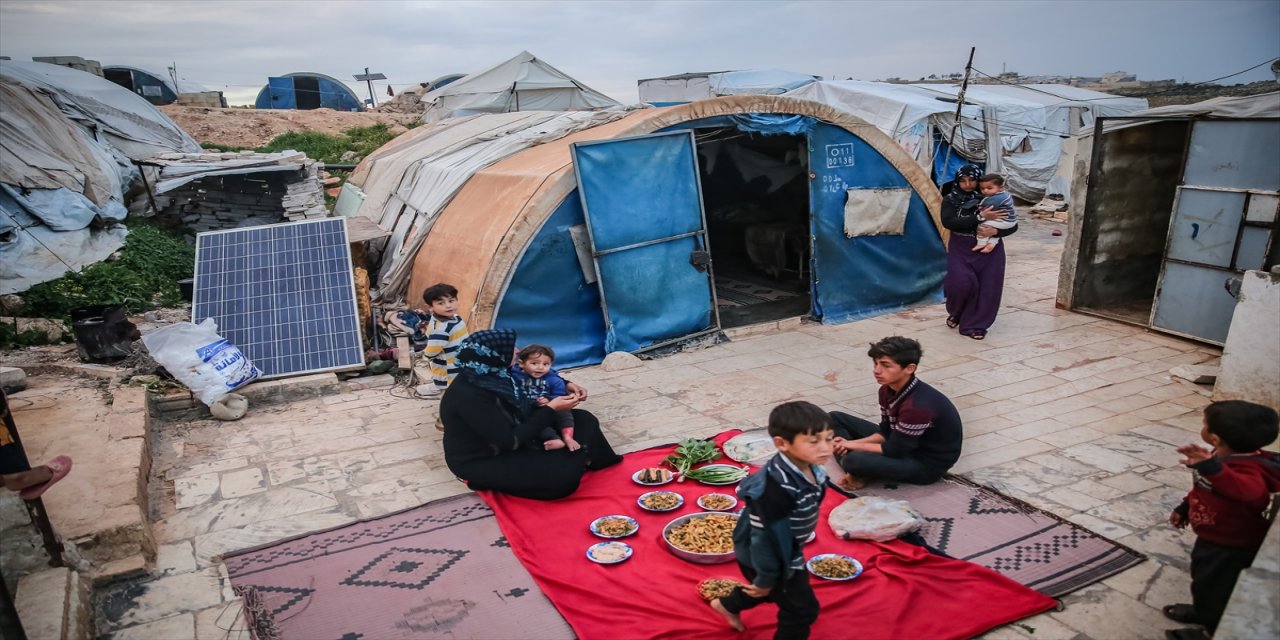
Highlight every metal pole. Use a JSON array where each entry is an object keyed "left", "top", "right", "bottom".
[
  {"left": 947, "top": 47, "right": 976, "bottom": 151},
  {"left": 364, "top": 67, "right": 376, "bottom": 108}
]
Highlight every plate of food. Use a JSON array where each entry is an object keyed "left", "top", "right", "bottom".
[
  {"left": 684, "top": 464, "right": 749, "bottom": 485},
  {"left": 590, "top": 515, "right": 639, "bottom": 539},
  {"left": 663, "top": 512, "right": 739, "bottom": 563},
  {"left": 696, "top": 577, "right": 746, "bottom": 601},
  {"left": 638, "top": 490, "right": 684, "bottom": 512},
  {"left": 806, "top": 553, "right": 862, "bottom": 581},
  {"left": 632, "top": 467, "right": 674, "bottom": 486},
  {"left": 722, "top": 430, "right": 777, "bottom": 466},
  {"left": 586, "top": 541, "right": 632, "bottom": 565},
  {"left": 696, "top": 493, "right": 738, "bottom": 511}
]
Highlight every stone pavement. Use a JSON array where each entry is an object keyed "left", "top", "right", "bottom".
[{"left": 18, "top": 218, "right": 1237, "bottom": 638}]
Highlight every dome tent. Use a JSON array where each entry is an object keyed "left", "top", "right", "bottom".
[
  {"left": 345, "top": 96, "right": 945, "bottom": 367},
  {"left": 420, "top": 51, "right": 620, "bottom": 123},
  {"left": 102, "top": 65, "right": 210, "bottom": 105},
  {"left": 255, "top": 72, "right": 363, "bottom": 111}
]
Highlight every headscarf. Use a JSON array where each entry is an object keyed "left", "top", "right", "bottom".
[
  {"left": 944, "top": 163, "right": 984, "bottom": 211},
  {"left": 454, "top": 329, "right": 533, "bottom": 417}
]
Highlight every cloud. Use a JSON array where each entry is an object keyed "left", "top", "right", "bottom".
[{"left": 1, "top": 0, "right": 1276, "bottom": 106}]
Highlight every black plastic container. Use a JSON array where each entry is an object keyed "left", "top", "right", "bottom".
[
  {"left": 178, "top": 278, "right": 194, "bottom": 303},
  {"left": 70, "top": 305, "right": 138, "bottom": 362}
]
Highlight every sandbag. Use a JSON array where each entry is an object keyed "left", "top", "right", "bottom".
[{"left": 828, "top": 495, "right": 924, "bottom": 542}]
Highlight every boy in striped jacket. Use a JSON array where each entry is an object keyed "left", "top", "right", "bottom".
[{"left": 420, "top": 283, "right": 469, "bottom": 394}]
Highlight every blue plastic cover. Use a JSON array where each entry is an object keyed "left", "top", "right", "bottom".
[
  {"left": 572, "top": 131, "right": 714, "bottom": 352},
  {"left": 661, "top": 113, "right": 817, "bottom": 137},
  {"left": 492, "top": 194, "right": 607, "bottom": 368},
  {"left": 808, "top": 122, "right": 946, "bottom": 322},
  {"left": 932, "top": 136, "right": 983, "bottom": 186}
]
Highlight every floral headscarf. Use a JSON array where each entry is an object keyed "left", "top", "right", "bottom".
[
  {"left": 454, "top": 329, "right": 533, "bottom": 417},
  {"left": 945, "top": 164, "right": 984, "bottom": 211}
]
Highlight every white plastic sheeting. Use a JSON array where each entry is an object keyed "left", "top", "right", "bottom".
[
  {"left": 639, "top": 69, "right": 817, "bottom": 104},
  {"left": 1, "top": 60, "right": 200, "bottom": 293},
  {"left": 349, "top": 107, "right": 636, "bottom": 302},
  {"left": 420, "top": 51, "right": 620, "bottom": 124}
]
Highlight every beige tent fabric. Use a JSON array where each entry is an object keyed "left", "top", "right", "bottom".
[
  {"left": 405, "top": 95, "right": 944, "bottom": 329},
  {"left": 0, "top": 82, "right": 117, "bottom": 206}
]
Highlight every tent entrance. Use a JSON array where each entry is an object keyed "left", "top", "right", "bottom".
[{"left": 693, "top": 127, "right": 812, "bottom": 328}]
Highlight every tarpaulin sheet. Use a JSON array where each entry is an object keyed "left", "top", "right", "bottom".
[
  {"left": 493, "top": 194, "right": 607, "bottom": 367},
  {"left": 573, "top": 132, "right": 713, "bottom": 352},
  {"left": 808, "top": 122, "right": 946, "bottom": 322},
  {"left": 479, "top": 431, "right": 1057, "bottom": 640},
  {"left": 932, "top": 137, "right": 981, "bottom": 187},
  {"left": 421, "top": 51, "right": 619, "bottom": 124},
  {"left": 663, "top": 113, "right": 816, "bottom": 137}
]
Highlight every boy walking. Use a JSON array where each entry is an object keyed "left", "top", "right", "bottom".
[
  {"left": 1164, "top": 400, "right": 1280, "bottom": 640},
  {"left": 420, "top": 283, "right": 469, "bottom": 394},
  {"left": 973, "top": 174, "right": 1017, "bottom": 253},
  {"left": 711, "top": 401, "right": 832, "bottom": 640}
]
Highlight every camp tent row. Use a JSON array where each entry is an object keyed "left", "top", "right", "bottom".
[{"left": 342, "top": 95, "right": 947, "bottom": 368}]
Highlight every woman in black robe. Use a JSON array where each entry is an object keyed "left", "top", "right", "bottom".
[
  {"left": 441, "top": 329, "right": 622, "bottom": 500},
  {"left": 940, "top": 164, "right": 1019, "bottom": 339}
]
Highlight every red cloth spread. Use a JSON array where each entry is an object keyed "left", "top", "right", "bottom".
[{"left": 479, "top": 432, "right": 1055, "bottom": 640}]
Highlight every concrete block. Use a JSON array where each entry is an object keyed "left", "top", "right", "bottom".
[
  {"left": 16, "top": 567, "right": 72, "bottom": 640},
  {"left": 346, "top": 374, "right": 395, "bottom": 391},
  {"left": 0, "top": 365, "right": 26, "bottom": 392},
  {"left": 107, "top": 411, "right": 147, "bottom": 441}
]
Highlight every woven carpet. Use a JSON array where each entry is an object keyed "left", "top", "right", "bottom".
[
  {"left": 223, "top": 494, "right": 573, "bottom": 640},
  {"left": 714, "top": 275, "right": 802, "bottom": 308},
  {"left": 836, "top": 472, "right": 1147, "bottom": 598}
]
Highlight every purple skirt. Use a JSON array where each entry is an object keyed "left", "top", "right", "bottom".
[{"left": 944, "top": 233, "right": 1006, "bottom": 336}]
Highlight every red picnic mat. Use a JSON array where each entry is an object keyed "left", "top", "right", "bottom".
[{"left": 479, "top": 431, "right": 1057, "bottom": 640}]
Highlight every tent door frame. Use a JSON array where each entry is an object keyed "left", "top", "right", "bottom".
[{"left": 572, "top": 130, "right": 722, "bottom": 354}]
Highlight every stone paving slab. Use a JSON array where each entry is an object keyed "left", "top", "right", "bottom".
[{"left": 11, "top": 220, "right": 1238, "bottom": 639}]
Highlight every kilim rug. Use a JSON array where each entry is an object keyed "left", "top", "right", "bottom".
[
  {"left": 223, "top": 494, "right": 573, "bottom": 640},
  {"left": 834, "top": 473, "right": 1147, "bottom": 598},
  {"left": 714, "top": 275, "right": 802, "bottom": 308}
]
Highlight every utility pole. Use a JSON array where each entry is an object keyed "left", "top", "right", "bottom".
[
  {"left": 168, "top": 61, "right": 178, "bottom": 91},
  {"left": 353, "top": 67, "right": 386, "bottom": 109},
  {"left": 947, "top": 47, "right": 976, "bottom": 152}
]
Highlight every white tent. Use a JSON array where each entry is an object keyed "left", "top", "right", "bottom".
[
  {"left": 638, "top": 69, "right": 817, "bottom": 103},
  {"left": 420, "top": 51, "right": 620, "bottom": 124}
]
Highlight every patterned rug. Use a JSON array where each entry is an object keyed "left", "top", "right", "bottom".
[
  {"left": 834, "top": 472, "right": 1146, "bottom": 598},
  {"left": 223, "top": 494, "right": 572, "bottom": 640},
  {"left": 714, "top": 275, "right": 802, "bottom": 308}
]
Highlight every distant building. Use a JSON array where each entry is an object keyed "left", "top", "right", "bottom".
[{"left": 1101, "top": 71, "right": 1137, "bottom": 84}]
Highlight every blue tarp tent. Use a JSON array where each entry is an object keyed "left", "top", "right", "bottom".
[
  {"left": 254, "top": 72, "right": 363, "bottom": 111},
  {"left": 346, "top": 96, "right": 946, "bottom": 368}
]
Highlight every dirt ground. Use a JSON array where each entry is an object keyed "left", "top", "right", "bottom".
[{"left": 159, "top": 105, "right": 421, "bottom": 148}]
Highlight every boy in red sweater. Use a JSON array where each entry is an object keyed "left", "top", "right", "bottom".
[{"left": 1164, "top": 400, "right": 1280, "bottom": 640}]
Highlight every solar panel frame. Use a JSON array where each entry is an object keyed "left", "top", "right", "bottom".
[{"left": 192, "top": 218, "right": 365, "bottom": 380}]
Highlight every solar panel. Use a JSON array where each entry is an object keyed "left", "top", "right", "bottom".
[{"left": 192, "top": 218, "right": 365, "bottom": 380}]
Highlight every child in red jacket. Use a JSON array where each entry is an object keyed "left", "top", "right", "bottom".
[{"left": 1164, "top": 400, "right": 1280, "bottom": 640}]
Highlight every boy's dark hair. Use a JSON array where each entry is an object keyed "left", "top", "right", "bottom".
[
  {"left": 768, "top": 401, "right": 833, "bottom": 441},
  {"left": 867, "top": 336, "right": 922, "bottom": 367},
  {"left": 518, "top": 344, "right": 555, "bottom": 363},
  {"left": 978, "top": 174, "right": 1005, "bottom": 186},
  {"left": 422, "top": 283, "right": 458, "bottom": 304},
  {"left": 1204, "top": 400, "right": 1279, "bottom": 452}
]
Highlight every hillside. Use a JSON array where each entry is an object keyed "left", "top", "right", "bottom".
[{"left": 159, "top": 105, "right": 420, "bottom": 148}]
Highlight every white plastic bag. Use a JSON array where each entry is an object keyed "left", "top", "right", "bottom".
[
  {"left": 828, "top": 496, "right": 924, "bottom": 541},
  {"left": 141, "top": 319, "right": 261, "bottom": 406}
]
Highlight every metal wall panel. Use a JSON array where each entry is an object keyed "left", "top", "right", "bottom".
[
  {"left": 1152, "top": 262, "right": 1238, "bottom": 344},
  {"left": 1182, "top": 121, "right": 1280, "bottom": 191},
  {"left": 1165, "top": 188, "right": 1246, "bottom": 267}
]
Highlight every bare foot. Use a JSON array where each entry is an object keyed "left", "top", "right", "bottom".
[
  {"left": 544, "top": 439, "right": 566, "bottom": 451},
  {"left": 838, "top": 474, "right": 867, "bottom": 491},
  {"left": 709, "top": 598, "right": 745, "bottom": 632}
]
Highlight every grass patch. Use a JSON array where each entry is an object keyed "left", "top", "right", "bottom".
[
  {"left": 21, "top": 222, "right": 195, "bottom": 320},
  {"left": 202, "top": 124, "right": 400, "bottom": 164}
]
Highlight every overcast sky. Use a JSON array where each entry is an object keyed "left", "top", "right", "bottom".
[{"left": 2, "top": 0, "right": 1277, "bottom": 106}]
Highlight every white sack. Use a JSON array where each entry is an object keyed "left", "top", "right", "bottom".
[{"left": 142, "top": 318, "right": 261, "bottom": 405}]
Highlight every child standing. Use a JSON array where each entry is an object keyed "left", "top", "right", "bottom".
[
  {"left": 973, "top": 174, "right": 1017, "bottom": 253},
  {"left": 510, "top": 345, "right": 578, "bottom": 451},
  {"left": 420, "top": 283, "right": 469, "bottom": 395},
  {"left": 1164, "top": 400, "right": 1280, "bottom": 640},
  {"left": 711, "top": 401, "right": 832, "bottom": 640}
]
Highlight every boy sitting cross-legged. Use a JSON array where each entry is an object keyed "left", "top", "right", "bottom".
[{"left": 711, "top": 400, "right": 832, "bottom": 639}]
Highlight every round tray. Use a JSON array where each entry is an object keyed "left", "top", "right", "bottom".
[
  {"left": 637, "top": 490, "right": 684, "bottom": 512},
  {"left": 586, "top": 541, "right": 633, "bottom": 564},
  {"left": 806, "top": 553, "right": 863, "bottom": 581},
  {"left": 589, "top": 515, "right": 639, "bottom": 539}
]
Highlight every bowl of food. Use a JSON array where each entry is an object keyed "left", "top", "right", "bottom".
[
  {"left": 806, "top": 553, "right": 862, "bottom": 580},
  {"left": 632, "top": 467, "right": 674, "bottom": 486},
  {"left": 638, "top": 490, "right": 684, "bottom": 512},
  {"left": 663, "top": 512, "right": 739, "bottom": 564},
  {"left": 586, "top": 541, "right": 632, "bottom": 565},
  {"left": 590, "top": 515, "right": 639, "bottom": 538},
  {"left": 696, "top": 493, "right": 738, "bottom": 512},
  {"left": 696, "top": 577, "right": 746, "bottom": 601}
]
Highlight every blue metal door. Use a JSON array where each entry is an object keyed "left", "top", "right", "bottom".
[
  {"left": 571, "top": 131, "right": 719, "bottom": 353},
  {"left": 266, "top": 77, "right": 297, "bottom": 110}
]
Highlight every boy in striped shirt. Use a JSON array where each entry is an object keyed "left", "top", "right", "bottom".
[
  {"left": 711, "top": 401, "right": 832, "bottom": 638},
  {"left": 420, "top": 283, "right": 469, "bottom": 394}
]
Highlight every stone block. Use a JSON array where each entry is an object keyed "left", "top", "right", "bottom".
[
  {"left": 107, "top": 411, "right": 147, "bottom": 441},
  {"left": 16, "top": 567, "right": 72, "bottom": 640},
  {"left": 0, "top": 365, "right": 27, "bottom": 392},
  {"left": 112, "top": 386, "right": 148, "bottom": 413}
]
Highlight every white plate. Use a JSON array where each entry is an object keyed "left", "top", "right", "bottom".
[
  {"left": 696, "top": 493, "right": 738, "bottom": 511},
  {"left": 637, "top": 491, "right": 684, "bottom": 512},
  {"left": 589, "top": 515, "right": 639, "bottom": 539},
  {"left": 632, "top": 468, "right": 674, "bottom": 486},
  {"left": 806, "top": 553, "right": 863, "bottom": 580},
  {"left": 586, "top": 541, "right": 633, "bottom": 564},
  {"left": 723, "top": 431, "right": 777, "bottom": 465}
]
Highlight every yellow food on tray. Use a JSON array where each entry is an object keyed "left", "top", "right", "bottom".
[
  {"left": 596, "top": 517, "right": 637, "bottom": 537},
  {"left": 811, "top": 556, "right": 858, "bottom": 579},
  {"left": 641, "top": 492, "right": 681, "bottom": 510},
  {"left": 665, "top": 514, "right": 737, "bottom": 554},
  {"left": 697, "top": 578, "right": 745, "bottom": 601},
  {"left": 699, "top": 494, "right": 735, "bottom": 510}
]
